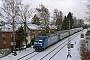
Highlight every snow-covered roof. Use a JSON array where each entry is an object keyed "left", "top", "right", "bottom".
[
  {"left": 0, "top": 24, "right": 12, "bottom": 32},
  {"left": 27, "top": 24, "right": 57, "bottom": 30},
  {"left": 49, "top": 25, "right": 57, "bottom": 29},
  {"left": 0, "top": 24, "right": 23, "bottom": 32},
  {"left": 27, "top": 24, "right": 42, "bottom": 30},
  {"left": 0, "top": 23, "right": 57, "bottom": 32}
]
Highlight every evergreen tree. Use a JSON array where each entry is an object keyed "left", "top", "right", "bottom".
[
  {"left": 16, "top": 26, "right": 27, "bottom": 50},
  {"left": 62, "top": 16, "right": 67, "bottom": 30},
  {"left": 66, "top": 12, "right": 74, "bottom": 29},
  {"left": 62, "top": 12, "right": 74, "bottom": 30},
  {"left": 31, "top": 14, "right": 40, "bottom": 25}
]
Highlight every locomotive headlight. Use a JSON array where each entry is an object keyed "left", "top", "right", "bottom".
[
  {"left": 39, "top": 43, "right": 42, "bottom": 44},
  {"left": 39, "top": 43, "right": 42, "bottom": 46},
  {"left": 34, "top": 42, "right": 37, "bottom": 44}
]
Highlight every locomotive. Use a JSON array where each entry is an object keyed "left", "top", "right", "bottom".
[{"left": 33, "top": 28, "right": 82, "bottom": 51}]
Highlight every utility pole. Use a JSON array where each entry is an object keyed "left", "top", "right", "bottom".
[{"left": 67, "top": 20, "right": 71, "bottom": 58}]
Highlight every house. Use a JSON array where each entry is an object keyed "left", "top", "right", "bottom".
[
  {"left": 49, "top": 24, "right": 57, "bottom": 33},
  {"left": 0, "top": 23, "right": 23, "bottom": 56},
  {"left": 26, "top": 24, "right": 45, "bottom": 44},
  {"left": 0, "top": 24, "right": 12, "bottom": 49},
  {"left": 26, "top": 24, "right": 57, "bottom": 44},
  {"left": 0, "top": 24, "right": 22, "bottom": 49}
]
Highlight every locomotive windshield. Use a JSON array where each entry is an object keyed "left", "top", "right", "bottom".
[{"left": 35, "top": 37, "right": 43, "bottom": 43}]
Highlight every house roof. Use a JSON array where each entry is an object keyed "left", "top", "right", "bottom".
[
  {"left": 0, "top": 24, "right": 22, "bottom": 32},
  {"left": 27, "top": 24, "right": 42, "bottom": 30},
  {"left": 27, "top": 24, "right": 57, "bottom": 30},
  {"left": 49, "top": 25, "right": 57, "bottom": 29},
  {"left": 0, "top": 23, "right": 57, "bottom": 32},
  {"left": 0, "top": 24, "right": 12, "bottom": 32}
]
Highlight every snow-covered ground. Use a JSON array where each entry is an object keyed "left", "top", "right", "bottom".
[{"left": 0, "top": 29, "right": 87, "bottom": 60}]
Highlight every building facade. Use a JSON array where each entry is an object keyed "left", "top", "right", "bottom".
[{"left": 0, "top": 32, "right": 11, "bottom": 49}]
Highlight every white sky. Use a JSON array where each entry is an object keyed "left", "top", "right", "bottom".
[
  {"left": 0, "top": 0, "right": 89, "bottom": 19},
  {"left": 22, "top": 0, "right": 89, "bottom": 19}
]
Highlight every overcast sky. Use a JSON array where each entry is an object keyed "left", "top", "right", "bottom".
[
  {"left": 22, "top": 0, "right": 89, "bottom": 19},
  {"left": 0, "top": 0, "right": 89, "bottom": 19}
]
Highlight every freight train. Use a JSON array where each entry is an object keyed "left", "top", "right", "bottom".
[{"left": 33, "top": 28, "right": 82, "bottom": 51}]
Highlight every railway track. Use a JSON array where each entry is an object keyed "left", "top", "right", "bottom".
[
  {"left": 17, "top": 31, "right": 81, "bottom": 60},
  {"left": 17, "top": 51, "right": 40, "bottom": 60},
  {"left": 26, "top": 52, "right": 40, "bottom": 60},
  {"left": 17, "top": 51, "right": 35, "bottom": 60},
  {"left": 40, "top": 32, "right": 81, "bottom": 60},
  {"left": 48, "top": 32, "right": 80, "bottom": 60}
]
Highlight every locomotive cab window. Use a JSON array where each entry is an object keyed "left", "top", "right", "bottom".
[
  {"left": 39, "top": 40, "right": 42, "bottom": 43},
  {"left": 35, "top": 38, "right": 43, "bottom": 43}
]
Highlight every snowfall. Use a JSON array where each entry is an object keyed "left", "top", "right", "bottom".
[{"left": 0, "top": 29, "right": 88, "bottom": 60}]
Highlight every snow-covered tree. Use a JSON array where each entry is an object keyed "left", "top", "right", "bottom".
[
  {"left": 0, "top": 0, "right": 21, "bottom": 22},
  {"left": 85, "top": 0, "right": 90, "bottom": 24},
  {"left": 66, "top": 12, "right": 74, "bottom": 29},
  {"left": 0, "top": 0, "right": 22, "bottom": 50},
  {"left": 0, "top": 0, "right": 33, "bottom": 48},
  {"left": 36, "top": 4, "right": 50, "bottom": 33},
  {"left": 52, "top": 9, "right": 63, "bottom": 30},
  {"left": 16, "top": 26, "right": 27, "bottom": 50},
  {"left": 31, "top": 14, "right": 40, "bottom": 25},
  {"left": 52, "top": 9, "right": 58, "bottom": 25}
]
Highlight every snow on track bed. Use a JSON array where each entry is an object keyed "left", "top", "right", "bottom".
[
  {"left": 39, "top": 32, "right": 81, "bottom": 60},
  {"left": 0, "top": 30, "right": 85, "bottom": 60},
  {"left": 17, "top": 51, "right": 35, "bottom": 60},
  {"left": 15, "top": 50, "right": 40, "bottom": 60},
  {"left": 26, "top": 31, "right": 81, "bottom": 60}
]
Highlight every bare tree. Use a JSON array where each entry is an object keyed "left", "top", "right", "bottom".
[
  {"left": 52, "top": 9, "right": 63, "bottom": 30},
  {"left": 78, "top": 19, "right": 84, "bottom": 27},
  {"left": 19, "top": 4, "right": 33, "bottom": 23},
  {"left": 85, "top": 0, "right": 90, "bottom": 24},
  {"left": 73, "top": 17, "right": 77, "bottom": 28},
  {"left": 0, "top": 0, "right": 21, "bottom": 22},
  {"left": 52, "top": 9, "right": 58, "bottom": 25},
  {"left": 36, "top": 4, "right": 50, "bottom": 33},
  {"left": 0, "top": 0, "right": 22, "bottom": 51}
]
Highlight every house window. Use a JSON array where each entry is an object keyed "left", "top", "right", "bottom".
[
  {"left": 2, "top": 39, "right": 6, "bottom": 44},
  {"left": 2, "top": 33, "right": 6, "bottom": 37},
  {"left": 39, "top": 31, "right": 41, "bottom": 33}
]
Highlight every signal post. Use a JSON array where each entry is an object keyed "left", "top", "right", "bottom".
[{"left": 67, "top": 20, "right": 72, "bottom": 58}]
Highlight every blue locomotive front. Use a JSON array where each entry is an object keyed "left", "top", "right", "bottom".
[{"left": 33, "top": 36, "right": 48, "bottom": 51}]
